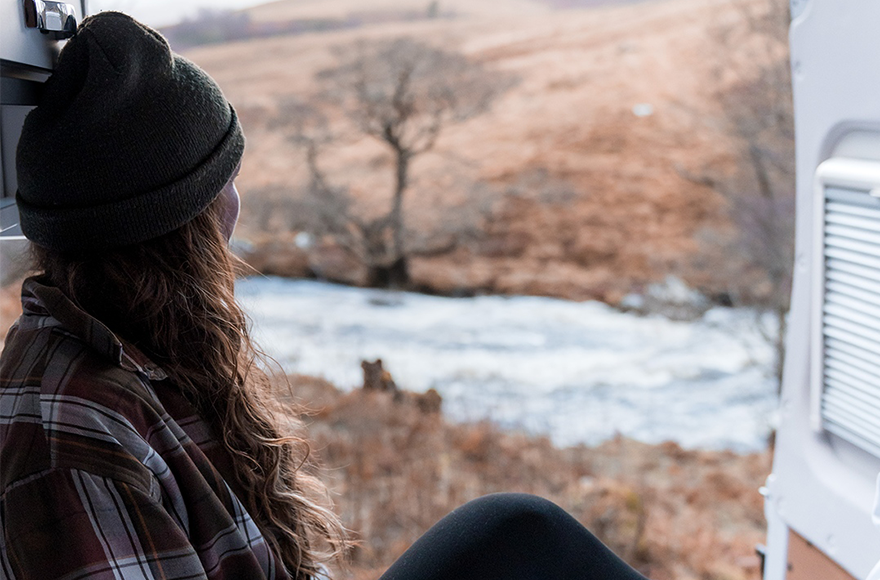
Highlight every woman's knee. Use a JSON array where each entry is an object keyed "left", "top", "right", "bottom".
[{"left": 452, "top": 493, "right": 575, "bottom": 536}]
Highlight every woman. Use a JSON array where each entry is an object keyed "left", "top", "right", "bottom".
[{"left": 0, "top": 12, "right": 648, "bottom": 580}]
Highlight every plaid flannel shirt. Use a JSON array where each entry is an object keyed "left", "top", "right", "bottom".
[{"left": 0, "top": 278, "right": 285, "bottom": 579}]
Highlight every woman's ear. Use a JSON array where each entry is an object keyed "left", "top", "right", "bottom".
[{"left": 218, "top": 180, "right": 240, "bottom": 243}]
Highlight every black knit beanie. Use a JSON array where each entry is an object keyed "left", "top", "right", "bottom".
[{"left": 15, "top": 11, "right": 244, "bottom": 252}]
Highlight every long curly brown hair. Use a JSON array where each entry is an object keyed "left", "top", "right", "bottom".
[{"left": 32, "top": 195, "right": 349, "bottom": 579}]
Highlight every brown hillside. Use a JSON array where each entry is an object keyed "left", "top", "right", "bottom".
[{"left": 184, "top": 0, "right": 756, "bottom": 301}]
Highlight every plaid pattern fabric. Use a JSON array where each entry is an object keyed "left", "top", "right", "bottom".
[{"left": 0, "top": 278, "right": 284, "bottom": 579}]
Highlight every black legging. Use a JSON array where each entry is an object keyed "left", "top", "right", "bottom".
[{"left": 379, "top": 493, "right": 651, "bottom": 580}]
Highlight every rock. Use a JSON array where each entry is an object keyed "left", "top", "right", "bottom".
[{"left": 624, "top": 275, "right": 710, "bottom": 320}]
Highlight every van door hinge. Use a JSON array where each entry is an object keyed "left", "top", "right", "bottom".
[{"left": 23, "top": 0, "right": 78, "bottom": 39}]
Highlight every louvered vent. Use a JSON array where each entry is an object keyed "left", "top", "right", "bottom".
[{"left": 820, "top": 186, "right": 880, "bottom": 456}]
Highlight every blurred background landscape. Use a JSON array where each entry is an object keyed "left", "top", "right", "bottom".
[{"left": 0, "top": 0, "right": 793, "bottom": 577}]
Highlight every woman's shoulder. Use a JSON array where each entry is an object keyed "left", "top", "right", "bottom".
[
  {"left": 2, "top": 312, "right": 166, "bottom": 416},
  {"left": 0, "top": 315, "right": 172, "bottom": 494}
]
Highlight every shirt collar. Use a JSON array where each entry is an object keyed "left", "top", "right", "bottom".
[{"left": 21, "top": 277, "right": 168, "bottom": 381}]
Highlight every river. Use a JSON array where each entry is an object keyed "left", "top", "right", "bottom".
[{"left": 237, "top": 276, "right": 778, "bottom": 452}]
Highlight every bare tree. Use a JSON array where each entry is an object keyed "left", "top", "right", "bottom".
[
  {"left": 275, "top": 97, "right": 414, "bottom": 283},
  {"left": 681, "top": 0, "right": 794, "bottom": 388},
  {"left": 280, "top": 37, "right": 513, "bottom": 287}
]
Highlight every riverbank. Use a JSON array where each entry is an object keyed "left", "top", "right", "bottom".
[{"left": 284, "top": 374, "right": 769, "bottom": 580}]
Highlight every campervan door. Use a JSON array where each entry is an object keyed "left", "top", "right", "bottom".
[
  {"left": 764, "top": 1, "right": 880, "bottom": 579},
  {"left": 1, "top": 1, "right": 83, "bottom": 281}
]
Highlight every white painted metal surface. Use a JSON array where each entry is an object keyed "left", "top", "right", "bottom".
[
  {"left": 0, "top": 1, "right": 83, "bottom": 71},
  {"left": 765, "top": 2, "right": 880, "bottom": 578}
]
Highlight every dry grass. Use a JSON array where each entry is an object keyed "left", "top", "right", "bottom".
[{"left": 279, "top": 374, "right": 770, "bottom": 580}]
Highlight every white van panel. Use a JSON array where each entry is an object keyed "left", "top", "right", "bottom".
[{"left": 767, "top": 1, "right": 880, "bottom": 578}]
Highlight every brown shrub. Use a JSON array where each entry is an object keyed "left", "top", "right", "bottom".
[{"left": 279, "top": 375, "right": 771, "bottom": 580}]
